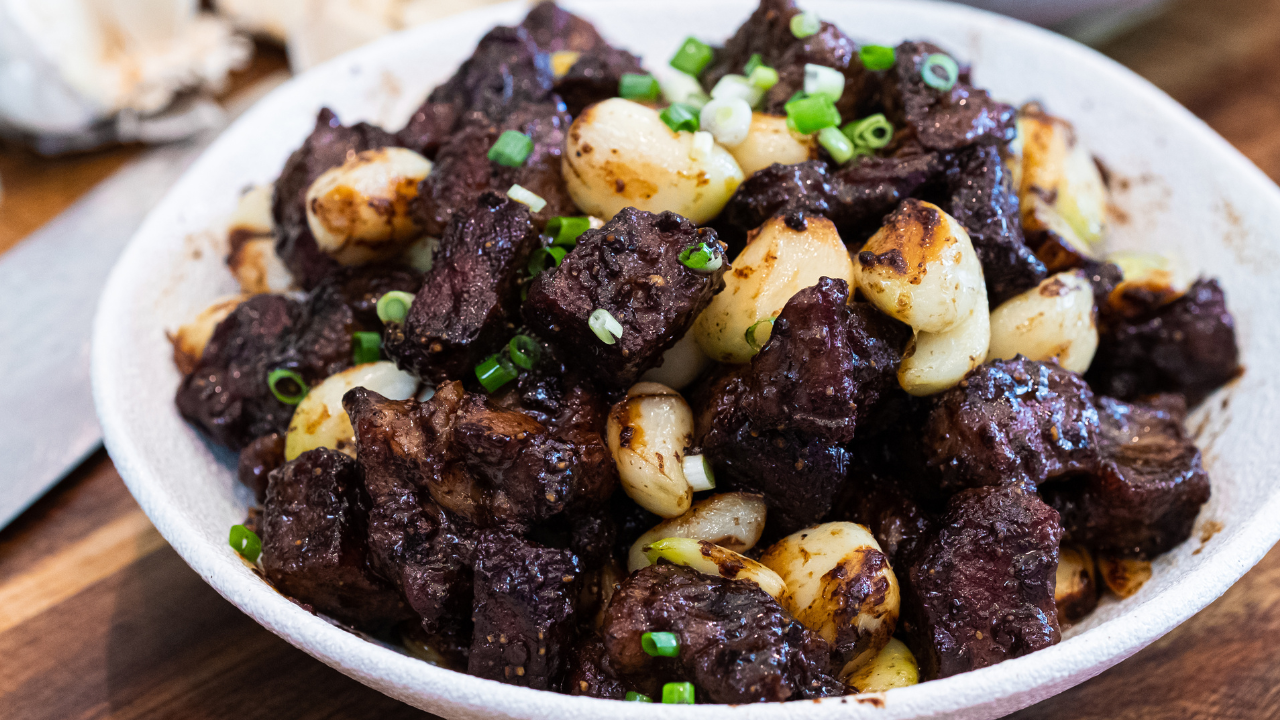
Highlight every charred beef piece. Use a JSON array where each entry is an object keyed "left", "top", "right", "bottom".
[
  {"left": 743, "top": 277, "right": 910, "bottom": 443},
  {"left": 1087, "top": 278, "right": 1240, "bottom": 406},
  {"left": 879, "top": 41, "right": 1017, "bottom": 151},
  {"left": 1042, "top": 395, "right": 1210, "bottom": 558},
  {"left": 238, "top": 432, "right": 286, "bottom": 502},
  {"left": 468, "top": 530, "right": 582, "bottom": 689},
  {"left": 260, "top": 448, "right": 410, "bottom": 628},
  {"left": 563, "top": 635, "right": 628, "bottom": 698},
  {"left": 176, "top": 294, "right": 299, "bottom": 451},
  {"left": 903, "top": 485, "right": 1062, "bottom": 680},
  {"left": 523, "top": 208, "right": 727, "bottom": 388},
  {"left": 385, "top": 194, "right": 540, "bottom": 383},
  {"left": 518, "top": 2, "right": 645, "bottom": 117},
  {"left": 829, "top": 469, "right": 935, "bottom": 568},
  {"left": 344, "top": 387, "right": 477, "bottom": 632},
  {"left": 921, "top": 357, "right": 1101, "bottom": 492},
  {"left": 602, "top": 563, "right": 845, "bottom": 703},
  {"left": 272, "top": 108, "right": 399, "bottom": 288},
  {"left": 943, "top": 144, "right": 1046, "bottom": 305}
]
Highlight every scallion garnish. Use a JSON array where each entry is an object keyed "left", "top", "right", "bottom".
[
  {"left": 818, "top": 126, "right": 855, "bottom": 164},
  {"left": 528, "top": 246, "right": 568, "bottom": 276},
  {"left": 619, "top": 72, "right": 661, "bottom": 101},
  {"left": 475, "top": 354, "right": 518, "bottom": 393},
  {"left": 743, "top": 53, "right": 764, "bottom": 76},
  {"left": 745, "top": 317, "right": 775, "bottom": 350},
  {"left": 625, "top": 691, "right": 653, "bottom": 702},
  {"left": 508, "top": 334, "right": 541, "bottom": 370},
  {"left": 267, "top": 368, "right": 308, "bottom": 405},
  {"left": 749, "top": 65, "right": 779, "bottom": 90},
  {"left": 376, "top": 290, "right": 415, "bottom": 324},
  {"left": 699, "top": 97, "right": 752, "bottom": 147},
  {"left": 790, "top": 11, "right": 820, "bottom": 38},
  {"left": 921, "top": 52, "right": 959, "bottom": 91},
  {"left": 659, "top": 71, "right": 710, "bottom": 109},
  {"left": 352, "top": 331, "right": 381, "bottom": 365},
  {"left": 803, "top": 63, "right": 845, "bottom": 103},
  {"left": 547, "top": 215, "right": 591, "bottom": 246},
  {"left": 662, "top": 682, "right": 695, "bottom": 704},
  {"left": 682, "top": 454, "right": 716, "bottom": 491},
  {"left": 507, "top": 184, "right": 547, "bottom": 212},
  {"left": 842, "top": 113, "right": 894, "bottom": 151},
  {"left": 642, "top": 631, "right": 680, "bottom": 657},
  {"left": 710, "top": 74, "right": 763, "bottom": 108},
  {"left": 660, "top": 102, "right": 700, "bottom": 133},
  {"left": 487, "top": 130, "right": 533, "bottom": 167},
  {"left": 859, "top": 44, "right": 896, "bottom": 71},
  {"left": 784, "top": 93, "right": 840, "bottom": 134},
  {"left": 229, "top": 524, "right": 262, "bottom": 562},
  {"left": 678, "top": 241, "right": 723, "bottom": 272},
  {"left": 670, "top": 36, "right": 713, "bottom": 77},
  {"left": 588, "top": 308, "right": 624, "bottom": 345}
]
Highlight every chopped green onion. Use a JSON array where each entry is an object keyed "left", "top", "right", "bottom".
[
  {"left": 547, "top": 216, "right": 591, "bottom": 247},
  {"left": 507, "top": 184, "right": 547, "bottom": 212},
  {"left": 749, "top": 65, "right": 779, "bottom": 90},
  {"left": 670, "top": 36, "right": 713, "bottom": 77},
  {"left": 642, "top": 631, "right": 680, "bottom": 657},
  {"left": 625, "top": 691, "right": 653, "bottom": 703},
  {"left": 803, "top": 63, "right": 845, "bottom": 103},
  {"left": 689, "top": 130, "right": 714, "bottom": 161},
  {"left": 619, "top": 72, "right": 661, "bottom": 101},
  {"left": 790, "top": 11, "right": 820, "bottom": 38},
  {"left": 475, "top": 354, "right": 518, "bottom": 393},
  {"left": 352, "top": 331, "right": 381, "bottom": 365},
  {"left": 700, "top": 97, "right": 753, "bottom": 147},
  {"left": 660, "top": 103, "right": 700, "bottom": 133},
  {"left": 743, "top": 53, "right": 764, "bottom": 76},
  {"left": 229, "top": 524, "right": 262, "bottom": 562},
  {"left": 487, "top": 130, "right": 533, "bottom": 167},
  {"left": 663, "top": 682, "right": 696, "bottom": 704},
  {"left": 588, "top": 308, "right": 624, "bottom": 345},
  {"left": 921, "top": 52, "right": 959, "bottom": 91},
  {"left": 682, "top": 454, "right": 715, "bottom": 491},
  {"left": 842, "top": 113, "right": 894, "bottom": 150},
  {"left": 710, "top": 74, "right": 763, "bottom": 108},
  {"left": 818, "top": 126, "right": 855, "bottom": 164},
  {"left": 528, "top": 246, "right": 568, "bottom": 276},
  {"left": 267, "top": 368, "right": 308, "bottom": 405},
  {"left": 507, "top": 334, "right": 541, "bottom": 370},
  {"left": 859, "top": 44, "right": 896, "bottom": 71},
  {"left": 376, "top": 290, "right": 415, "bottom": 324},
  {"left": 659, "top": 71, "right": 710, "bottom": 109},
  {"left": 679, "top": 242, "right": 723, "bottom": 272},
  {"left": 745, "top": 317, "right": 775, "bottom": 349},
  {"left": 785, "top": 93, "right": 840, "bottom": 134}
]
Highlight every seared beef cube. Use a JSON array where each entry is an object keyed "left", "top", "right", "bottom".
[
  {"left": 880, "top": 41, "right": 1017, "bottom": 151},
  {"left": 330, "top": 263, "right": 424, "bottom": 328},
  {"left": 564, "top": 635, "right": 628, "bottom": 698},
  {"left": 744, "top": 277, "right": 910, "bottom": 443},
  {"left": 523, "top": 208, "right": 727, "bottom": 388},
  {"left": 718, "top": 162, "right": 843, "bottom": 245},
  {"left": 921, "top": 357, "right": 1101, "bottom": 491},
  {"left": 345, "top": 387, "right": 477, "bottom": 632},
  {"left": 469, "top": 530, "right": 582, "bottom": 689},
  {"left": 904, "top": 485, "right": 1062, "bottom": 679},
  {"left": 260, "top": 448, "right": 409, "bottom": 628},
  {"left": 518, "top": 2, "right": 645, "bottom": 116},
  {"left": 238, "top": 432, "right": 286, "bottom": 502},
  {"left": 603, "top": 563, "right": 845, "bottom": 703},
  {"left": 943, "top": 144, "right": 1045, "bottom": 305},
  {"left": 385, "top": 194, "right": 539, "bottom": 383},
  {"left": 176, "top": 294, "right": 299, "bottom": 450},
  {"left": 829, "top": 468, "right": 935, "bottom": 568},
  {"left": 1043, "top": 395, "right": 1211, "bottom": 558},
  {"left": 1088, "top": 278, "right": 1240, "bottom": 406},
  {"left": 397, "top": 26, "right": 554, "bottom": 156},
  {"left": 273, "top": 109, "right": 398, "bottom": 288}
]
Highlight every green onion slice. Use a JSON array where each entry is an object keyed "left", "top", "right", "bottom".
[
  {"left": 588, "top": 308, "right": 624, "bottom": 345},
  {"left": 475, "top": 354, "right": 518, "bottom": 393},
  {"left": 785, "top": 93, "right": 840, "bottom": 134},
  {"left": 528, "top": 246, "right": 567, "bottom": 276},
  {"left": 547, "top": 216, "right": 591, "bottom": 247},
  {"left": 618, "top": 72, "right": 661, "bottom": 101},
  {"left": 267, "top": 368, "right": 308, "bottom": 405},
  {"left": 376, "top": 290, "right": 415, "bottom": 324},
  {"left": 818, "top": 126, "right": 855, "bottom": 164},
  {"left": 507, "top": 184, "right": 547, "bottom": 212},
  {"left": 842, "top": 113, "right": 894, "bottom": 150},
  {"left": 743, "top": 52, "right": 764, "bottom": 76},
  {"left": 745, "top": 317, "right": 775, "bottom": 350},
  {"left": 859, "top": 44, "right": 896, "bottom": 71},
  {"left": 625, "top": 691, "right": 653, "bottom": 702},
  {"left": 790, "top": 11, "right": 820, "bottom": 38},
  {"left": 487, "top": 130, "right": 533, "bottom": 167},
  {"left": 507, "top": 334, "right": 541, "bottom": 370},
  {"left": 662, "top": 682, "right": 696, "bottom": 704},
  {"left": 749, "top": 65, "right": 779, "bottom": 90},
  {"left": 921, "top": 52, "right": 959, "bottom": 91},
  {"left": 682, "top": 454, "right": 716, "bottom": 492},
  {"left": 660, "top": 102, "right": 700, "bottom": 133},
  {"left": 641, "top": 631, "right": 680, "bottom": 657},
  {"left": 670, "top": 36, "right": 713, "bottom": 76},
  {"left": 678, "top": 242, "right": 723, "bottom": 272},
  {"left": 352, "top": 331, "right": 381, "bottom": 365},
  {"left": 803, "top": 63, "right": 845, "bottom": 103},
  {"left": 230, "top": 524, "right": 262, "bottom": 562}
]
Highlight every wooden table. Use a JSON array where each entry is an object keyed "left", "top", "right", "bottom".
[{"left": 3, "top": 2, "right": 1280, "bottom": 717}]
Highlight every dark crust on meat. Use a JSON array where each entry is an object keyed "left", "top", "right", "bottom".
[
  {"left": 880, "top": 41, "right": 1017, "bottom": 151},
  {"left": 238, "top": 432, "right": 286, "bottom": 503}
]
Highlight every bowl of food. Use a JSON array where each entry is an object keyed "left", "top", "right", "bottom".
[{"left": 91, "top": 0, "right": 1279, "bottom": 717}]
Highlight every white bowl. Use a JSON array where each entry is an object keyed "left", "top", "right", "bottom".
[{"left": 92, "top": 1, "right": 1280, "bottom": 717}]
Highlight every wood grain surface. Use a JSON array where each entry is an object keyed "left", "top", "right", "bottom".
[{"left": 3, "top": 2, "right": 1280, "bottom": 718}]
